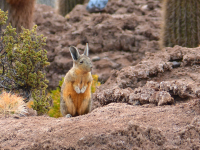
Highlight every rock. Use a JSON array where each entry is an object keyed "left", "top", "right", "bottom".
[{"left": 91, "top": 56, "right": 100, "bottom": 61}]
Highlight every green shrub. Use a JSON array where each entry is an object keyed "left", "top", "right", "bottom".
[
  {"left": 32, "top": 89, "right": 50, "bottom": 115},
  {"left": 0, "top": 9, "right": 50, "bottom": 115}
]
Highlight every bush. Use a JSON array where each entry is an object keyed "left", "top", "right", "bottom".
[
  {"left": 0, "top": 9, "right": 50, "bottom": 115},
  {"left": 0, "top": 91, "right": 27, "bottom": 117}
]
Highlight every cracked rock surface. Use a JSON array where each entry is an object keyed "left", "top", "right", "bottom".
[{"left": 93, "top": 46, "right": 200, "bottom": 108}]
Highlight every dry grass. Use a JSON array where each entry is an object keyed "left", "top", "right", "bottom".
[{"left": 0, "top": 91, "right": 27, "bottom": 117}]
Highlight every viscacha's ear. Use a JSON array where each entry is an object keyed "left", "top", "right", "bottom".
[
  {"left": 69, "top": 46, "right": 80, "bottom": 61},
  {"left": 84, "top": 43, "right": 89, "bottom": 56}
]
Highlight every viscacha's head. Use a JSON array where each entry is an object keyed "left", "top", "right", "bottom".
[{"left": 69, "top": 43, "right": 92, "bottom": 73}]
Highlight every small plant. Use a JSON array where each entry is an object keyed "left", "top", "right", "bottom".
[
  {"left": 91, "top": 74, "right": 101, "bottom": 93},
  {"left": 32, "top": 89, "right": 50, "bottom": 115},
  {"left": 0, "top": 91, "right": 27, "bottom": 117},
  {"left": 48, "top": 77, "right": 64, "bottom": 118},
  {"left": 48, "top": 87, "right": 62, "bottom": 118}
]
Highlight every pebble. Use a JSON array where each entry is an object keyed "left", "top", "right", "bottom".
[
  {"left": 172, "top": 61, "right": 181, "bottom": 68},
  {"left": 92, "top": 56, "right": 100, "bottom": 61}
]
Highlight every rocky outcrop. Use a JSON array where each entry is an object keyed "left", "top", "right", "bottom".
[{"left": 93, "top": 46, "right": 200, "bottom": 108}]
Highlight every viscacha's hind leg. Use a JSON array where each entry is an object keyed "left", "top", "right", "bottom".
[{"left": 60, "top": 96, "right": 76, "bottom": 117}]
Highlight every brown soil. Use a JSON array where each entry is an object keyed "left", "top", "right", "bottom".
[
  {"left": 1, "top": 0, "right": 200, "bottom": 150},
  {"left": 0, "top": 100, "right": 199, "bottom": 149}
]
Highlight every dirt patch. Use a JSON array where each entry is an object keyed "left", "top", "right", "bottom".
[{"left": 0, "top": 100, "right": 199, "bottom": 149}]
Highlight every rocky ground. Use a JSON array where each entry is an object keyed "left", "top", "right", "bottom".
[
  {"left": 34, "top": 0, "right": 162, "bottom": 88},
  {"left": 0, "top": 0, "right": 200, "bottom": 149},
  {"left": 0, "top": 100, "right": 199, "bottom": 149}
]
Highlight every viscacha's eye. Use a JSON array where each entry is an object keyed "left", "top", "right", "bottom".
[{"left": 80, "top": 61, "right": 83, "bottom": 64}]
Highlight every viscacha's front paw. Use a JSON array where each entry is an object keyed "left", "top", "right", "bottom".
[
  {"left": 80, "top": 86, "right": 87, "bottom": 93},
  {"left": 74, "top": 86, "right": 81, "bottom": 94}
]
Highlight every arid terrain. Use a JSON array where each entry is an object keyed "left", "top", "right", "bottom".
[
  {"left": 0, "top": 0, "right": 200, "bottom": 149},
  {"left": 34, "top": 0, "right": 161, "bottom": 88}
]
